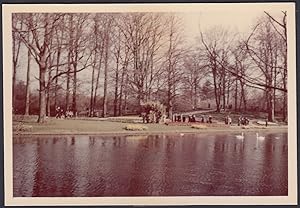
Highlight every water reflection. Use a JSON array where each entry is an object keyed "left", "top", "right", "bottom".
[{"left": 13, "top": 132, "right": 288, "bottom": 196}]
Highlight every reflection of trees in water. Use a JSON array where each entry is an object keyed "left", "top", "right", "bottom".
[
  {"left": 14, "top": 133, "right": 288, "bottom": 196},
  {"left": 71, "top": 137, "right": 75, "bottom": 145}
]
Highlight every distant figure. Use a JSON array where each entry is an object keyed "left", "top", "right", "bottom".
[
  {"left": 225, "top": 116, "right": 228, "bottom": 125},
  {"left": 141, "top": 112, "right": 146, "bottom": 123},
  {"left": 238, "top": 116, "right": 242, "bottom": 126},
  {"left": 208, "top": 115, "right": 212, "bottom": 123},
  {"left": 228, "top": 116, "right": 232, "bottom": 125},
  {"left": 183, "top": 116, "right": 186, "bottom": 122},
  {"left": 177, "top": 115, "right": 181, "bottom": 122},
  {"left": 192, "top": 115, "right": 196, "bottom": 122},
  {"left": 60, "top": 109, "right": 64, "bottom": 119},
  {"left": 208, "top": 103, "right": 210, "bottom": 109},
  {"left": 265, "top": 118, "right": 268, "bottom": 127},
  {"left": 244, "top": 117, "right": 249, "bottom": 125},
  {"left": 201, "top": 115, "right": 205, "bottom": 123},
  {"left": 55, "top": 106, "right": 61, "bottom": 119}
]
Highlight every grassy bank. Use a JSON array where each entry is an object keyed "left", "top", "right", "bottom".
[{"left": 13, "top": 115, "right": 287, "bottom": 135}]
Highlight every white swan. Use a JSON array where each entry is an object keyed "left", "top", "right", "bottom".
[
  {"left": 236, "top": 132, "right": 244, "bottom": 139},
  {"left": 275, "top": 136, "right": 280, "bottom": 140},
  {"left": 256, "top": 133, "right": 265, "bottom": 140},
  {"left": 180, "top": 133, "right": 185, "bottom": 137}
]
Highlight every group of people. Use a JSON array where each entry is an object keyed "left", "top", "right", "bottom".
[
  {"left": 224, "top": 115, "right": 250, "bottom": 126},
  {"left": 174, "top": 114, "right": 197, "bottom": 123},
  {"left": 238, "top": 116, "right": 250, "bottom": 126},
  {"left": 200, "top": 115, "right": 213, "bottom": 123},
  {"left": 225, "top": 115, "right": 250, "bottom": 126},
  {"left": 55, "top": 106, "right": 64, "bottom": 119},
  {"left": 173, "top": 114, "right": 213, "bottom": 123},
  {"left": 55, "top": 106, "right": 74, "bottom": 119},
  {"left": 141, "top": 110, "right": 163, "bottom": 123}
]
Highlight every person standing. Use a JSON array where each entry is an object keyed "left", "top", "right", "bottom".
[
  {"left": 228, "top": 116, "right": 232, "bottom": 125},
  {"left": 238, "top": 116, "right": 242, "bottom": 126}
]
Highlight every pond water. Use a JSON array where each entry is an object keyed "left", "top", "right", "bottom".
[{"left": 13, "top": 132, "right": 288, "bottom": 197}]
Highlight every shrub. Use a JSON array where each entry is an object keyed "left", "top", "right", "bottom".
[
  {"left": 140, "top": 101, "right": 167, "bottom": 123},
  {"left": 191, "top": 124, "right": 207, "bottom": 129},
  {"left": 13, "top": 122, "right": 33, "bottom": 132},
  {"left": 124, "top": 124, "right": 148, "bottom": 131}
]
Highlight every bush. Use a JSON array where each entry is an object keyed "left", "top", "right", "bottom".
[
  {"left": 124, "top": 124, "right": 148, "bottom": 131},
  {"left": 140, "top": 101, "right": 167, "bottom": 123},
  {"left": 13, "top": 122, "right": 33, "bottom": 132},
  {"left": 191, "top": 124, "right": 207, "bottom": 129}
]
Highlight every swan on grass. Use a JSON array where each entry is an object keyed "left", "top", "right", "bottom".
[{"left": 235, "top": 132, "right": 244, "bottom": 139}]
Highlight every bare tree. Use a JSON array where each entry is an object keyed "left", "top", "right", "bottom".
[
  {"left": 200, "top": 27, "right": 234, "bottom": 112},
  {"left": 264, "top": 11, "right": 287, "bottom": 122},
  {"left": 120, "top": 13, "right": 165, "bottom": 111},
  {"left": 182, "top": 52, "right": 206, "bottom": 110},
  {"left": 12, "top": 14, "right": 24, "bottom": 113},
  {"left": 163, "top": 14, "right": 185, "bottom": 118},
  {"left": 101, "top": 14, "right": 114, "bottom": 118},
  {"left": 24, "top": 30, "right": 32, "bottom": 115},
  {"left": 244, "top": 17, "right": 284, "bottom": 121},
  {"left": 13, "top": 13, "right": 63, "bottom": 122}
]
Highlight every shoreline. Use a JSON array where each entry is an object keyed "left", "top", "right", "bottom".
[{"left": 13, "top": 126, "right": 288, "bottom": 137}]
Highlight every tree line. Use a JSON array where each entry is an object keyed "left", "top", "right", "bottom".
[{"left": 12, "top": 12, "right": 288, "bottom": 123}]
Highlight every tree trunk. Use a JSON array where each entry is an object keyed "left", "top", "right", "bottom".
[
  {"left": 46, "top": 69, "right": 52, "bottom": 117},
  {"left": 234, "top": 78, "right": 238, "bottom": 111},
  {"left": 54, "top": 49, "right": 61, "bottom": 112},
  {"left": 65, "top": 67, "right": 70, "bottom": 112},
  {"left": 239, "top": 81, "right": 246, "bottom": 111},
  {"left": 113, "top": 69, "right": 119, "bottom": 117},
  {"left": 12, "top": 21, "right": 23, "bottom": 113},
  {"left": 72, "top": 64, "right": 77, "bottom": 117},
  {"left": 46, "top": 91, "right": 50, "bottom": 116},
  {"left": 273, "top": 65, "right": 277, "bottom": 117},
  {"left": 102, "top": 34, "right": 109, "bottom": 118},
  {"left": 89, "top": 63, "right": 95, "bottom": 117},
  {"left": 93, "top": 48, "right": 104, "bottom": 116},
  {"left": 282, "top": 46, "right": 287, "bottom": 122},
  {"left": 118, "top": 67, "right": 125, "bottom": 116},
  {"left": 212, "top": 60, "right": 220, "bottom": 112},
  {"left": 226, "top": 80, "right": 230, "bottom": 107},
  {"left": 123, "top": 73, "right": 129, "bottom": 115},
  {"left": 24, "top": 45, "right": 31, "bottom": 115},
  {"left": 37, "top": 63, "right": 47, "bottom": 123},
  {"left": 267, "top": 88, "right": 275, "bottom": 122},
  {"left": 12, "top": 61, "right": 17, "bottom": 113},
  {"left": 193, "top": 78, "right": 197, "bottom": 109},
  {"left": 65, "top": 14, "right": 73, "bottom": 113},
  {"left": 222, "top": 69, "right": 226, "bottom": 109}
]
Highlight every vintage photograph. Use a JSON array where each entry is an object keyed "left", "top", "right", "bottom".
[{"left": 3, "top": 3, "right": 297, "bottom": 206}]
